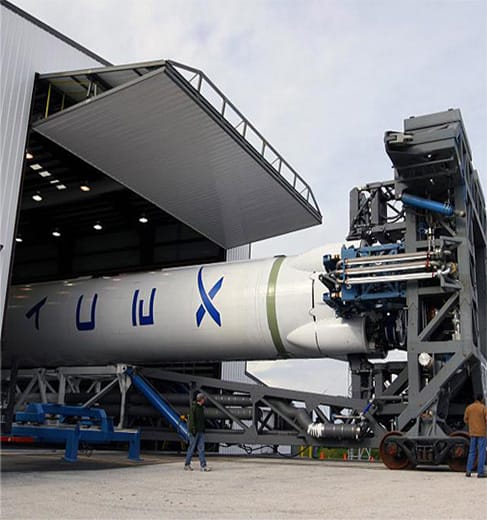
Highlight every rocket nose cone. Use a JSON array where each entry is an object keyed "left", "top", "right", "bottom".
[{"left": 286, "top": 322, "right": 319, "bottom": 353}]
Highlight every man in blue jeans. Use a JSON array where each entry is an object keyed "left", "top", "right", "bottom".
[
  {"left": 184, "top": 393, "right": 211, "bottom": 472},
  {"left": 464, "top": 394, "right": 487, "bottom": 478}
]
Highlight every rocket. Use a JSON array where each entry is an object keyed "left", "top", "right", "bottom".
[{"left": 3, "top": 246, "right": 371, "bottom": 368}]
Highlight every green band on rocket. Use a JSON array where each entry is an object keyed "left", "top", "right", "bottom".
[{"left": 266, "top": 256, "right": 288, "bottom": 358}]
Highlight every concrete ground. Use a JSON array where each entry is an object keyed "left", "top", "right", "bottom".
[{"left": 1, "top": 450, "right": 486, "bottom": 520}]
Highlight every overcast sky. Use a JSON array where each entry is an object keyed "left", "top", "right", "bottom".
[{"left": 11, "top": 0, "right": 487, "bottom": 394}]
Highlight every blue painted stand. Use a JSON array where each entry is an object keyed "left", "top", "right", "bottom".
[{"left": 12, "top": 403, "right": 141, "bottom": 462}]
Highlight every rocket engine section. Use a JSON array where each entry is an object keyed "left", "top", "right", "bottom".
[{"left": 3, "top": 247, "right": 374, "bottom": 368}]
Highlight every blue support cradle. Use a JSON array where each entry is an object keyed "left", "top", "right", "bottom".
[{"left": 12, "top": 403, "right": 141, "bottom": 462}]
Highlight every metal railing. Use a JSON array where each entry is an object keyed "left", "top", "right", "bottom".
[{"left": 166, "top": 60, "right": 321, "bottom": 216}]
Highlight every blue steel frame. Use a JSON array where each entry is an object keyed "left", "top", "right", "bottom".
[
  {"left": 323, "top": 243, "right": 405, "bottom": 308},
  {"left": 12, "top": 403, "right": 140, "bottom": 462},
  {"left": 127, "top": 368, "right": 190, "bottom": 442}
]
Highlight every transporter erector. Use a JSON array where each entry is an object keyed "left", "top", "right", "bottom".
[{"left": 3, "top": 109, "right": 486, "bottom": 471}]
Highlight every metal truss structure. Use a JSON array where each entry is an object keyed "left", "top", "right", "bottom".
[
  {"left": 343, "top": 109, "right": 486, "bottom": 469},
  {"left": 2, "top": 365, "right": 378, "bottom": 451}
]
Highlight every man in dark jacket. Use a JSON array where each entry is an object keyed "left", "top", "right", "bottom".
[
  {"left": 184, "top": 393, "right": 211, "bottom": 471},
  {"left": 464, "top": 394, "right": 487, "bottom": 478}
]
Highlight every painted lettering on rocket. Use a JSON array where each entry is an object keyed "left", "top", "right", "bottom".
[
  {"left": 131, "top": 288, "right": 156, "bottom": 326},
  {"left": 196, "top": 267, "right": 224, "bottom": 327},
  {"left": 25, "top": 296, "right": 48, "bottom": 330},
  {"left": 76, "top": 294, "right": 98, "bottom": 331}
]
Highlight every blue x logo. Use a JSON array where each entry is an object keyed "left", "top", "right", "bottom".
[{"left": 196, "top": 267, "right": 224, "bottom": 327}]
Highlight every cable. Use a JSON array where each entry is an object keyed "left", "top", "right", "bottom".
[{"left": 218, "top": 443, "right": 312, "bottom": 458}]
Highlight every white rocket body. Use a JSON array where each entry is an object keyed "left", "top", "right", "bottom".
[{"left": 3, "top": 246, "right": 369, "bottom": 367}]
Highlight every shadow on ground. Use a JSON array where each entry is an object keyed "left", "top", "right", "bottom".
[{"left": 1, "top": 449, "right": 175, "bottom": 473}]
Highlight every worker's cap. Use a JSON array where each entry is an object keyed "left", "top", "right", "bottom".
[{"left": 196, "top": 393, "right": 205, "bottom": 401}]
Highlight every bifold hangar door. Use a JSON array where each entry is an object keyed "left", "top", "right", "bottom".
[{"left": 32, "top": 60, "right": 322, "bottom": 249}]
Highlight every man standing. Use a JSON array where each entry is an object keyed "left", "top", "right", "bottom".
[
  {"left": 184, "top": 393, "right": 211, "bottom": 472},
  {"left": 464, "top": 393, "right": 487, "bottom": 478}
]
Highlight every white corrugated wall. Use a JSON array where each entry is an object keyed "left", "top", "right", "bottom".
[
  {"left": 0, "top": 3, "right": 106, "bottom": 339},
  {"left": 224, "top": 244, "right": 251, "bottom": 263}
]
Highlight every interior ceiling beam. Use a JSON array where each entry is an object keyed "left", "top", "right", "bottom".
[{"left": 87, "top": 73, "right": 112, "bottom": 92}]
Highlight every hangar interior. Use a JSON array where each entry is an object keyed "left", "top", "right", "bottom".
[{"left": 16, "top": 132, "right": 225, "bottom": 284}]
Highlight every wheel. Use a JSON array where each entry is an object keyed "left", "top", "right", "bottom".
[
  {"left": 447, "top": 431, "right": 472, "bottom": 472},
  {"left": 379, "top": 431, "right": 412, "bottom": 470}
]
